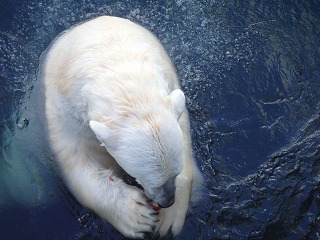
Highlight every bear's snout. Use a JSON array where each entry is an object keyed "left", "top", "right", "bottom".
[
  {"left": 158, "top": 195, "right": 175, "bottom": 208},
  {"left": 155, "top": 178, "right": 176, "bottom": 208}
]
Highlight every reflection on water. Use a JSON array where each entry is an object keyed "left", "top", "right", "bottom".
[{"left": 0, "top": 0, "right": 319, "bottom": 239}]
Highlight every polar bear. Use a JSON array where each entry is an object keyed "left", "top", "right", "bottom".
[{"left": 44, "top": 16, "right": 202, "bottom": 239}]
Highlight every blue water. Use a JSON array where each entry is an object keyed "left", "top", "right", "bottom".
[{"left": 0, "top": 0, "right": 319, "bottom": 239}]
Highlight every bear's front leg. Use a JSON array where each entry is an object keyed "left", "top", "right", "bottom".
[{"left": 62, "top": 160, "right": 158, "bottom": 239}]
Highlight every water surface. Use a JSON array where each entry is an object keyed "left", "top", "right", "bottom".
[{"left": 0, "top": 0, "right": 319, "bottom": 239}]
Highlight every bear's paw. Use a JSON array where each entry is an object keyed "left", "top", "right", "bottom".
[{"left": 114, "top": 185, "right": 159, "bottom": 239}]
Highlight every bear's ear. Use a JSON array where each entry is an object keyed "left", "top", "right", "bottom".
[
  {"left": 170, "top": 89, "right": 185, "bottom": 119},
  {"left": 89, "top": 121, "right": 117, "bottom": 150}
]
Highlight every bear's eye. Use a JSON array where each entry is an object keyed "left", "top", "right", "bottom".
[{"left": 122, "top": 170, "right": 143, "bottom": 190}]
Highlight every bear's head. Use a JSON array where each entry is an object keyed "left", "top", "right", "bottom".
[{"left": 90, "top": 89, "right": 185, "bottom": 208}]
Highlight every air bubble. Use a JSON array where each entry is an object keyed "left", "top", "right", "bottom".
[{"left": 17, "top": 118, "right": 29, "bottom": 130}]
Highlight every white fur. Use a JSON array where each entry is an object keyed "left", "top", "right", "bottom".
[{"left": 44, "top": 16, "right": 202, "bottom": 239}]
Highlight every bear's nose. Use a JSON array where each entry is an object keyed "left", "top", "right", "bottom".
[{"left": 158, "top": 196, "right": 175, "bottom": 208}]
